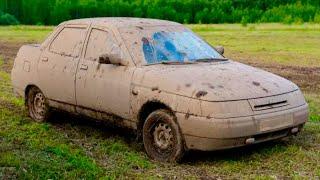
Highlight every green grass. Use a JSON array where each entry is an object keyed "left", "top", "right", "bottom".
[
  {"left": 0, "top": 108, "right": 103, "bottom": 179},
  {"left": 0, "top": 26, "right": 53, "bottom": 43},
  {"left": 189, "top": 23, "right": 320, "bottom": 67},
  {"left": 305, "top": 93, "right": 320, "bottom": 122},
  {"left": 0, "top": 24, "right": 320, "bottom": 179},
  {"left": 0, "top": 56, "right": 3, "bottom": 67}
]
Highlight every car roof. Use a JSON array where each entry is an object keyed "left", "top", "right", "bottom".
[{"left": 63, "top": 17, "right": 181, "bottom": 28}]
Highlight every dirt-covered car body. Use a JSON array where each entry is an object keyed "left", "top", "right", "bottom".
[{"left": 12, "top": 18, "right": 308, "bottom": 155}]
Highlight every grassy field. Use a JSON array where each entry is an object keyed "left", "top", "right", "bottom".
[
  {"left": 191, "top": 23, "right": 320, "bottom": 68},
  {"left": 0, "top": 24, "right": 319, "bottom": 179}
]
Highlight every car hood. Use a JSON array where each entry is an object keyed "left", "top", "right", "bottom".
[{"left": 133, "top": 61, "right": 298, "bottom": 101}]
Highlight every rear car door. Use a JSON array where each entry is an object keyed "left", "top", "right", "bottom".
[
  {"left": 76, "top": 27, "right": 134, "bottom": 119},
  {"left": 38, "top": 25, "right": 88, "bottom": 106}
]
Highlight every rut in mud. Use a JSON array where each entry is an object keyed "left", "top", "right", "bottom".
[{"left": 247, "top": 62, "right": 320, "bottom": 93}]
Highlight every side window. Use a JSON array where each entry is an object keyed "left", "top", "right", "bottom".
[
  {"left": 49, "top": 27, "right": 86, "bottom": 57},
  {"left": 85, "top": 28, "right": 120, "bottom": 61}
]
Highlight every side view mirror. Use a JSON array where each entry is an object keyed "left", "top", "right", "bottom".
[
  {"left": 98, "top": 54, "right": 123, "bottom": 66},
  {"left": 215, "top": 46, "right": 224, "bottom": 55}
]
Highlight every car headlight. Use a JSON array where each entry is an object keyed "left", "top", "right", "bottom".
[
  {"left": 287, "top": 90, "right": 307, "bottom": 107},
  {"left": 201, "top": 100, "right": 253, "bottom": 119}
]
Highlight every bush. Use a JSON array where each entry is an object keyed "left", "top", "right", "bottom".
[
  {"left": 283, "top": 15, "right": 294, "bottom": 24},
  {"left": 314, "top": 12, "right": 320, "bottom": 23},
  {"left": 0, "top": 11, "right": 20, "bottom": 25},
  {"left": 261, "top": 3, "right": 318, "bottom": 23},
  {"left": 241, "top": 16, "right": 248, "bottom": 27}
]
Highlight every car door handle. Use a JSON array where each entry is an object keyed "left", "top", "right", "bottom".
[
  {"left": 41, "top": 57, "right": 48, "bottom": 62},
  {"left": 80, "top": 64, "right": 88, "bottom": 70}
]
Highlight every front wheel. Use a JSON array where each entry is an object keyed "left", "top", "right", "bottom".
[
  {"left": 26, "top": 87, "right": 51, "bottom": 122},
  {"left": 143, "top": 109, "right": 185, "bottom": 162}
]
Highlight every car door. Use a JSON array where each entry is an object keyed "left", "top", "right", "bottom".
[
  {"left": 38, "top": 25, "right": 88, "bottom": 107},
  {"left": 76, "top": 27, "right": 135, "bottom": 119}
]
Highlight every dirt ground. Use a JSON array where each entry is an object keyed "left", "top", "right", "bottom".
[
  {"left": 247, "top": 62, "right": 320, "bottom": 93},
  {"left": 1, "top": 41, "right": 319, "bottom": 93},
  {"left": 0, "top": 41, "right": 24, "bottom": 73}
]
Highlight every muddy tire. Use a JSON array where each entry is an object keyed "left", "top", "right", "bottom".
[
  {"left": 143, "top": 109, "right": 185, "bottom": 162},
  {"left": 26, "top": 87, "right": 51, "bottom": 122}
]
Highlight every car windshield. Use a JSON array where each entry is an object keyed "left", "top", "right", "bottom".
[{"left": 119, "top": 25, "right": 224, "bottom": 65}]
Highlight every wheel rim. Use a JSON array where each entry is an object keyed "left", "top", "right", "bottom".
[
  {"left": 143, "top": 110, "right": 185, "bottom": 162},
  {"left": 153, "top": 122, "right": 174, "bottom": 151},
  {"left": 32, "top": 92, "right": 46, "bottom": 119}
]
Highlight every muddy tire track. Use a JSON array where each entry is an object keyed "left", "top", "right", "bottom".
[{"left": 247, "top": 62, "right": 320, "bottom": 93}]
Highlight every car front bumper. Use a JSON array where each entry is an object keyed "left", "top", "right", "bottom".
[{"left": 176, "top": 104, "right": 308, "bottom": 151}]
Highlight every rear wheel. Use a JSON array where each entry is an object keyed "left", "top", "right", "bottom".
[
  {"left": 26, "top": 87, "right": 50, "bottom": 122},
  {"left": 143, "top": 109, "right": 185, "bottom": 162}
]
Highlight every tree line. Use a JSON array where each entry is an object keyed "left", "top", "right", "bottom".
[{"left": 0, "top": 0, "right": 320, "bottom": 25}]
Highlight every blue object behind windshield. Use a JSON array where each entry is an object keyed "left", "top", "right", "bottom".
[{"left": 142, "top": 31, "right": 221, "bottom": 64}]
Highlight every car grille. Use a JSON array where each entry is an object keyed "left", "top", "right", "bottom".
[
  {"left": 253, "top": 100, "right": 288, "bottom": 111},
  {"left": 248, "top": 93, "right": 290, "bottom": 112}
]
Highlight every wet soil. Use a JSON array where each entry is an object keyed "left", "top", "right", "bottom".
[
  {"left": 246, "top": 62, "right": 320, "bottom": 93},
  {"left": 0, "top": 41, "right": 25, "bottom": 72}
]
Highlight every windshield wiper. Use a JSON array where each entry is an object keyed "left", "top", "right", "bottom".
[
  {"left": 158, "top": 61, "right": 195, "bottom": 65},
  {"left": 195, "top": 58, "right": 228, "bottom": 62}
]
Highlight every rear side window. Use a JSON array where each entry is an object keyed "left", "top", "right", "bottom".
[
  {"left": 50, "top": 27, "right": 86, "bottom": 57},
  {"left": 85, "top": 28, "right": 120, "bottom": 61}
]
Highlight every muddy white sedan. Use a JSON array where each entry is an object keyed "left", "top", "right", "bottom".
[{"left": 11, "top": 18, "right": 308, "bottom": 162}]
